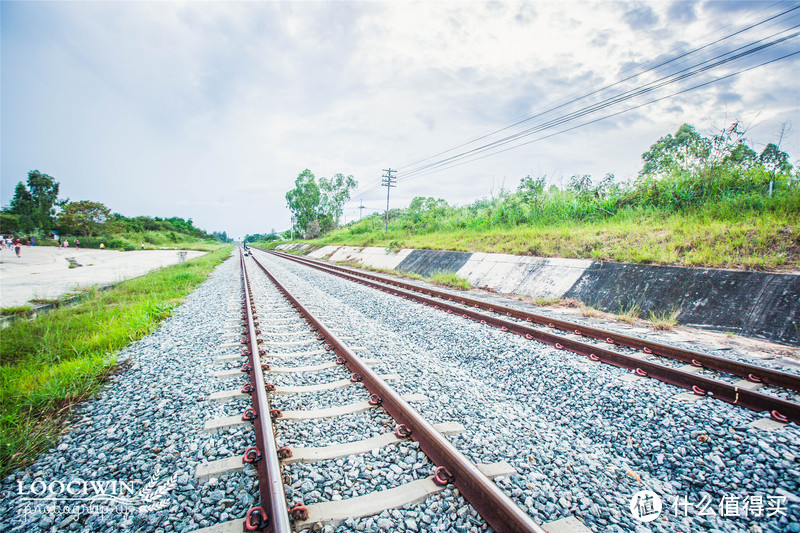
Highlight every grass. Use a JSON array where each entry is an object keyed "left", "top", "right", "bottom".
[
  {"left": 428, "top": 271, "right": 472, "bottom": 290},
  {"left": 579, "top": 304, "right": 603, "bottom": 318},
  {"left": 649, "top": 309, "right": 680, "bottom": 331},
  {"left": 59, "top": 231, "right": 223, "bottom": 252},
  {"left": 616, "top": 301, "right": 642, "bottom": 324},
  {"left": 274, "top": 186, "right": 800, "bottom": 271},
  {"left": 0, "top": 245, "right": 232, "bottom": 478},
  {"left": 1, "top": 305, "right": 32, "bottom": 317}
]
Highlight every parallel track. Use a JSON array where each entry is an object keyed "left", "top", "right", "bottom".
[{"left": 262, "top": 249, "right": 800, "bottom": 425}]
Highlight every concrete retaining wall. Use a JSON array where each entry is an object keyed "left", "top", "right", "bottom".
[{"left": 275, "top": 243, "right": 799, "bottom": 346}]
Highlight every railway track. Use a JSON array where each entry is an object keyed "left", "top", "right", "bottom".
[
  {"left": 261, "top": 248, "right": 800, "bottom": 426},
  {"left": 196, "top": 249, "right": 550, "bottom": 532},
  {"left": 3, "top": 247, "right": 797, "bottom": 532}
]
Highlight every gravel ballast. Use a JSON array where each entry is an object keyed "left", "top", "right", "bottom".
[
  {"left": 248, "top": 249, "right": 800, "bottom": 533},
  {"left": 2, "top": 248, "right": 797, "bottom": 533},
  {"left": 0, "top": 253, "right": 259, "bottom": 532}
]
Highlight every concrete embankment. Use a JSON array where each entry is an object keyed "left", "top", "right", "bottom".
[{"left": 276, "top": 243, "right": 800, "bottom": 347}]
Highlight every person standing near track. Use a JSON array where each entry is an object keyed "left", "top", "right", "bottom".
[{"left": 13, "top": 238, "right": 22, "bottom": 257}]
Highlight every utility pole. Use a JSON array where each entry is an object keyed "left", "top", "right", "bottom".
[
  {"left": 381, "top": 168, "right": 396, "bottom": 232},
  {"left": 359, "top": 199, "right": 365, "bottom": 220},
  {"left": 290, "top": 216, "right": 296, "bottom": 240}
]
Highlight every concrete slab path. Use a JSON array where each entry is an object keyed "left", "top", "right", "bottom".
[{"left": 0, "top": 246, "right": 206, "bottom": 308}]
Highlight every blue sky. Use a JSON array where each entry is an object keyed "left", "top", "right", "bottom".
[{"left": 2, "top": 1, "right": 798, "bottom": 239}]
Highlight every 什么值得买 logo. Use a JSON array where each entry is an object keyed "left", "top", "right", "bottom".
[{"left": 630, "top": 490, "right": 663, "bottom": 522}]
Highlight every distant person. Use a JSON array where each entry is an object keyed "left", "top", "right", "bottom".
[
  {"left": 13, "top": 239, "right": 21, "bottom": 257},
  {"left": 75, "top": 239, "right": 80, "bottom": 248},
  {"left": 99, "top": 243, "right": 105, "bottom": 249},
  {"left": 30, "top": 236, "right": 36, "bottom": 246},
  {"left": 141, "top": 243, "right": 145, "bottom": 250},
  {"left": 63, "top": 239, "right": 70, "bottom": 248}
]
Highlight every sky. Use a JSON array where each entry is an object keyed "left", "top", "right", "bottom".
[{"left": 2, "top": 1, "right": 799, "bottom": 239}]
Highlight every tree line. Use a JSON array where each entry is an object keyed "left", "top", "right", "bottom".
[
  {"left": 306, "top": 122, "right": 798, "bottom": 236},
  {"left": 1, "top": 171, "right": 230, "bottom": 244}
]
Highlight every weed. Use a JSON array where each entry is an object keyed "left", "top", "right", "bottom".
[
  {"left": 535, "top": 297, "right": 564, "bottom": 306},
  {"left": 1, "top": 306, "right": 32, "bottom": 316},
  {"left": 579, "top": 304, "right": 602, "bottom": 318},
  {"left": 397, "top": 270, "right": 424, "bottom": 281},
  {"left": 428, "top": 271, "right": 471, "bottom": 290},
  {"left": 617, "top": 301, "right": 642, "bottom": 324},
  {"left": 387, "top": 240, "right": 405, "bottom": 253},
  {"left": 649, "top": 309, "right": 680, "bottom": 330}
]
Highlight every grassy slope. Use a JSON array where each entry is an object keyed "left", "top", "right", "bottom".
[
  {"left": 0, "top": 245, "right": 233, "bottom": 477},
  {"left": 294, "top": 199, "right": 800, "bottom": 271},
  {"left": 69, "top": 231, "right": 223, "bottom": 252}
]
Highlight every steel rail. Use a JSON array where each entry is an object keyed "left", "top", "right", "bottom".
[
  {"left": 239, "top": 250, "right": 293, "bottom": 532},
  {"left": 248, "top": 253, "right": 546, "bottom": 533},
  {"left": 263, "top": 249, "right": 799, "bottom": 424},
  {"left": 265, "top": 249, "right": 800, "bottom": 393}
]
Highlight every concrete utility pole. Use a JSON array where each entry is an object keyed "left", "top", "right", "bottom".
[
  {"left": 381, "top": 168, "right": 396, "bottom": 232},
  {"left": 290, "top": 216, "right": 296, "bottom": 240},
  {"left": 359, "top": 199, "right": 365, "bottom": 220}
]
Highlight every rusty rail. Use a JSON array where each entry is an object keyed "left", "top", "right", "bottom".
[
  {"left": 266, "top": 250, "right": 800, "bottom": 393},
  {"left": 248, "top": 252, "right": 546, "bottom": 533},
  {"left": 239, "top": 250, "right": 293, "bottom": 532},
  {"left": 263, "top": 249, "right": 800, "bottom": 424}
]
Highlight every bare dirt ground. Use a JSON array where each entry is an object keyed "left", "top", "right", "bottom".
[{"left": 0, "top": 245, "right": 206, "bottom": 308}]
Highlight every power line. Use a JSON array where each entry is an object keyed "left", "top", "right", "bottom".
[
  {"left": 397, "top": 27, "right": 800, "bottom": 181},
  {"left": 399, "top": 3, "right": 800, "bottom": 174},
  {"left": 400, "top": 49, "right": 800, "bottom": 180},
  {"left": 344, "top": 4, "right": 800, "bottom": 208}
]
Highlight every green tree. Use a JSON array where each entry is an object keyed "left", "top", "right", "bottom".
[
  {"left": 285, "top": 170, "right": 357, "bottom": 236},
  {"left": 7, "top": 182, "right": 34, "bottom": 233},
  {"left": 4, "top": 171, "right": 62, "bottom": 234},
  {"left": 759, "top": 143, "right": 792, "bottom": 175},
  {"left": 640, "top": 124, "right": 711, "bottom": 177},
  {"left": 285, "top": 169, "right": 321, "bottom": 237},
  {"left": 57, "top": 201, "right": 111, "bottom": 238},
  {"left": 517, "top": 175, "right": 546, "bottom": 201},
  {"left": 318, "top": 173, "right": 357, "bottom": 231},
  {"left": 723, "top": 142, "right": 759, "bottom": 169},
  {"left": 0, "top": 213, "right": 20, "bottom": 234}
]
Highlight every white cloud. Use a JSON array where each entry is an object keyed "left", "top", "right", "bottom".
[{"left": 2, "top": 0, "right": 798, "bottom": 239}]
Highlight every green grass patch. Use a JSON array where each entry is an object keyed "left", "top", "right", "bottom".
[
  {"left": 427, "top": 271, "right": 471, "bottom": 290},
  {"left": 616, "top": 301, "right": 642, "bottom": 324},
  {"left": 285, "top": 199, "right": 800, "bottom": 270},
  {"left": 0, "top": 245, "right": 232, "bottom": 477},
  {"left": 649, "top": 309, "right": 680, "bottom": 331},
  {"left": 267, "top": 176, "right": 800, "bottom": 271},
  {"left": 29, "top": 299, "right": 60, "bottom": 305},
  {"left": 1, "top": 306, "right": 32, "bottom": 317},
  {"left": 74, "top": 231, "right": 222, "bottom": 252}
]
